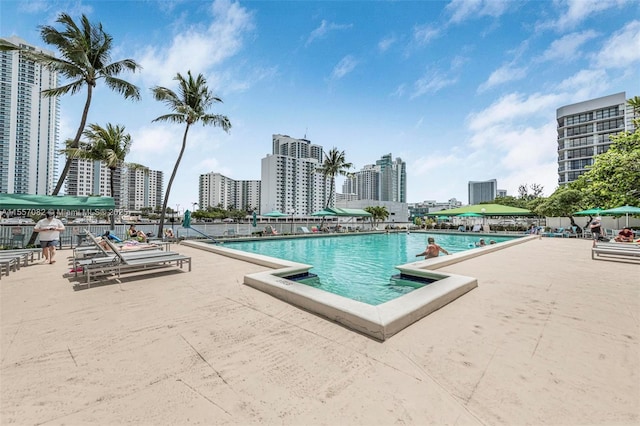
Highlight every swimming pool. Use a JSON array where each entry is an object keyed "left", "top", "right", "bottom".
[{"left": 224, "top": 233, "right": 516, "bottom": 305}]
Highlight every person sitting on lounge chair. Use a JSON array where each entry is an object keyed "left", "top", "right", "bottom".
[
  {"left": 264, "top": 226, "right": 278, "bottom": 235},
  {"left": 615, "top": 227, "right": 634, "bottom": 242},
  {"left": 128, "top": 224, "right": 138, "bottom": 239}
]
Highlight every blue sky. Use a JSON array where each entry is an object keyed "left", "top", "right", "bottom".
[{"left": 2, "top": 0, "right": 639, "bottom": 211}]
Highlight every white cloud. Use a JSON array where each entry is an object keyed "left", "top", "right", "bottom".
[
  {"left": 593, "top": 20, "right": 640, "bottom": 68},
  {"left": 378, "top": 35, "right": 397, "bottom": 52},
  {"left": 555, "top": 69, "right": 609, "bottom": 101},
  {"left": 477, "top": 64, "right": 528, "bottom": 93},
  {"left": 130, "top": 124, "right": 182, "bottom": 156},
  {"left": 537, "top": 30, "right": 599, "bottom": 63},
  {"left": 330, "top": 55, "right": 358, "bottom": 80},
  {"left": 445, "top": 0, "right": 511, "bottom": 24},
  {"left": 467, "top": 92, "right": 563, "bottom": 135},
  {"left": 305, "top": 19, "right": 352, "bottom": 47},
  {"left": 195, "top": 157, "right": 222, "bottom": 173},
  {"left": 391, "top": 84, "right": 406, "bottom": 98},
  {"left": 413, "top": 24, "right": 440, "bottom": 45},
  {"left": 539, "top": 0, "right": 631, "bottom": 31},
  {"left": 409, "top": 153, "right": 459, "bottom": 176},
  {"left": 136, "top": 0, "right": 254, "bottom": 87},
  {"left": 410, "top": 70, "right": 457, "bottom": 98}
]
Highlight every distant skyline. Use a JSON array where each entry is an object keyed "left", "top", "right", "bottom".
[{"left": 2, "top": 0, "right": 638, "bottom": 210}]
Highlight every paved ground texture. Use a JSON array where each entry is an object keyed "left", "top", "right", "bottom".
[{"left": 1, "top": 236, "right": 638, "bottom": 425}]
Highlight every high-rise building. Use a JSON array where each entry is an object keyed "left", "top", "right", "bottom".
[
  {"left": 123, "top": 166, "right": 164, "bottom": 211},
  {"left": 66, "top": 160, "right": 163, "bottom": 211},
  {"left": 468, "top": 179, "right": 497, "bottom": 205},
  {"left": 260, "top": 134, "right": 329, "bottom": 215},
  {"left": 408, "top": 199, "right": 462, "bottom": 219},
  {"left": 199, "top": 172, "right": 260, "bottom": 212},
  {"left": 0, "top": 37, "right": 59, "bottom": 194},
  {"left": 557, "top": 92, "right": 635, "bottom": 185},
  {"left": 342, "top": 153, "right": 406, "bottom": 202},
  {"left": 66, "top": 159, "right": 124, "bottom": 207}
]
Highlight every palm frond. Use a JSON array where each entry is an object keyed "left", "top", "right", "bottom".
[
  {"left": 41, "top": 80, "right": 85, "bottom": 97},
  {"left": 151, "top": 113, "right": 186, "bottom": 124},
  {"left": 200, "top": 114, "right": 232, "bottom": 131},
  {"left": 103, "top": 75, "right": 141, "bottom": 100}
]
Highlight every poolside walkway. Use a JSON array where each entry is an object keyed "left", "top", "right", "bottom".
[{"left": 1, "top": 237, "right": 638, "bottom": 425}]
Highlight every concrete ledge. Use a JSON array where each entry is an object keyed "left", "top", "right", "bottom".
[{"left": 182, "top": 236, "right": 534, "bottom": 341}]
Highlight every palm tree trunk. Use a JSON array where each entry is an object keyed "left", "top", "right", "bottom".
[
  {"left": 109, "top": 167, "right": 116, "bottom": 230},
  {"left": 158, "top": 124, "right": 190, "bottom": 237},
  {"left": 52, "top": 85, "right": 93, "bottom": 195}
]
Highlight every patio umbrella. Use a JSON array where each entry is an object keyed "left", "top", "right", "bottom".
[
  {"left": 252, "top": 211, "right": 257, "bottom": 227},
  {"left": 433, "top": 204, "right": 532, "bottom": 216},
  {"left": 183, "top": 210, "right": 191, "bottom": 228},
  {"left": 600, "top": 205, "right": 640, "bottom": 227},
  {"left": 311, "top": 209, "right": 336, "bottom": 217},
  {"left": 262, "top": 210, "right": 289, "bottom": 218},
  {"left": 573, "top": 207, "right": 603, "bottom": 216}
]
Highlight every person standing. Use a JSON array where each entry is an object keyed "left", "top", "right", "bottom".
[
  {"left": 589, "top": 216, "right": 603, "bottom": 247},
  {"left": 34, "top": 211, "right": 65, "bottom": 264},
  {"left": 416, "top": 237, "right": 450, "bottom": 259}
]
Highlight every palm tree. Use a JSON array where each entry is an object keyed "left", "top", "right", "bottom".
[
  {"left": 317, "top": 148, "right": 352, "bottom": 230},
  {"left": 628, "top": 96, "right": 640, "bottom": 117},
  {"left": 319, "top": 147, "right": 353, "bottom": 208},
  {"left": 365, "top": 206, "right": 389, "bottom": 229},
  {"left": 151, "top": 71, "right": 231, "bottom": 237},
  {"left": 62, "top": 123, "right": 132, "bottom": 229},
  {"left": 23, "top": 13, "right": 141, "bottom": 194}
]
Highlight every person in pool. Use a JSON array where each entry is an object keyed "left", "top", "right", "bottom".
[{"left": 416, "top": 237, "right": 450, "bottom": 259}]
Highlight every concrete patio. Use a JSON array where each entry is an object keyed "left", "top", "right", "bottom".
[{"left": 1, "top": 236, "right": 638, "bottom": 425}]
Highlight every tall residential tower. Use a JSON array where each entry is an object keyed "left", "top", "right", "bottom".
[
  {"left": 260, "top": 134, "right": 329, "bottom": 215},
  {"left": 199, "top": 172, "right": 260, "bottom": 212},
  {"left": 468, "top": 179, "right": 497, "bottom": 205},
  {"left": 0, "top": 37, "right": 59, "bottom": 194},
  {"left": 342, "top": 153, "right": 406, "bottom": 203}
]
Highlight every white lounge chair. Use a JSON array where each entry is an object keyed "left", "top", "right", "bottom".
[
  {"left": 74, "top": 233, "right": 191, "bottom": 286},
  {"left": 592, "top": 243, "right": 640, "bottom": 262}
]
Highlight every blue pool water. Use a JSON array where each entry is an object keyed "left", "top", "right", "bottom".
[{"left": 224, "top": 233, "right": 516, "bottom": 306}]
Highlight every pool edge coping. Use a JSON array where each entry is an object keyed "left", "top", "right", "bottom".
[{"left": 181, "top": 234, "right": 537, "bottom": 341}]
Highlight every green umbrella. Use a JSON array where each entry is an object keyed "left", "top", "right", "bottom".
[
  {"left": 183, "top": 210, "right": 191, "bottom": 228},
  {"left": 252, "top": 211, "right": 257, "bottom": 227},
  {"left": 600, "top": 205, "right": 640, "bottom": 227},
  {"left": 311, "top": 209, "right": 336, "bottom": 217},
  {"left": 573, "top": 207, "right": 603, "bottom": 216},
  {"left": 457, "top": 212, "right": 483, "bottom": 217},
  {"left": 434, "top": 204, "right": 532, "bottom": 216},
  {"left": 263, "top": 210, "right": 289, "bottom": 217}
]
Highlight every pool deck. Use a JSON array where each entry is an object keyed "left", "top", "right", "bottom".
[{"left": 1, "top": 237, "right": 638, "bottom": 425}]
